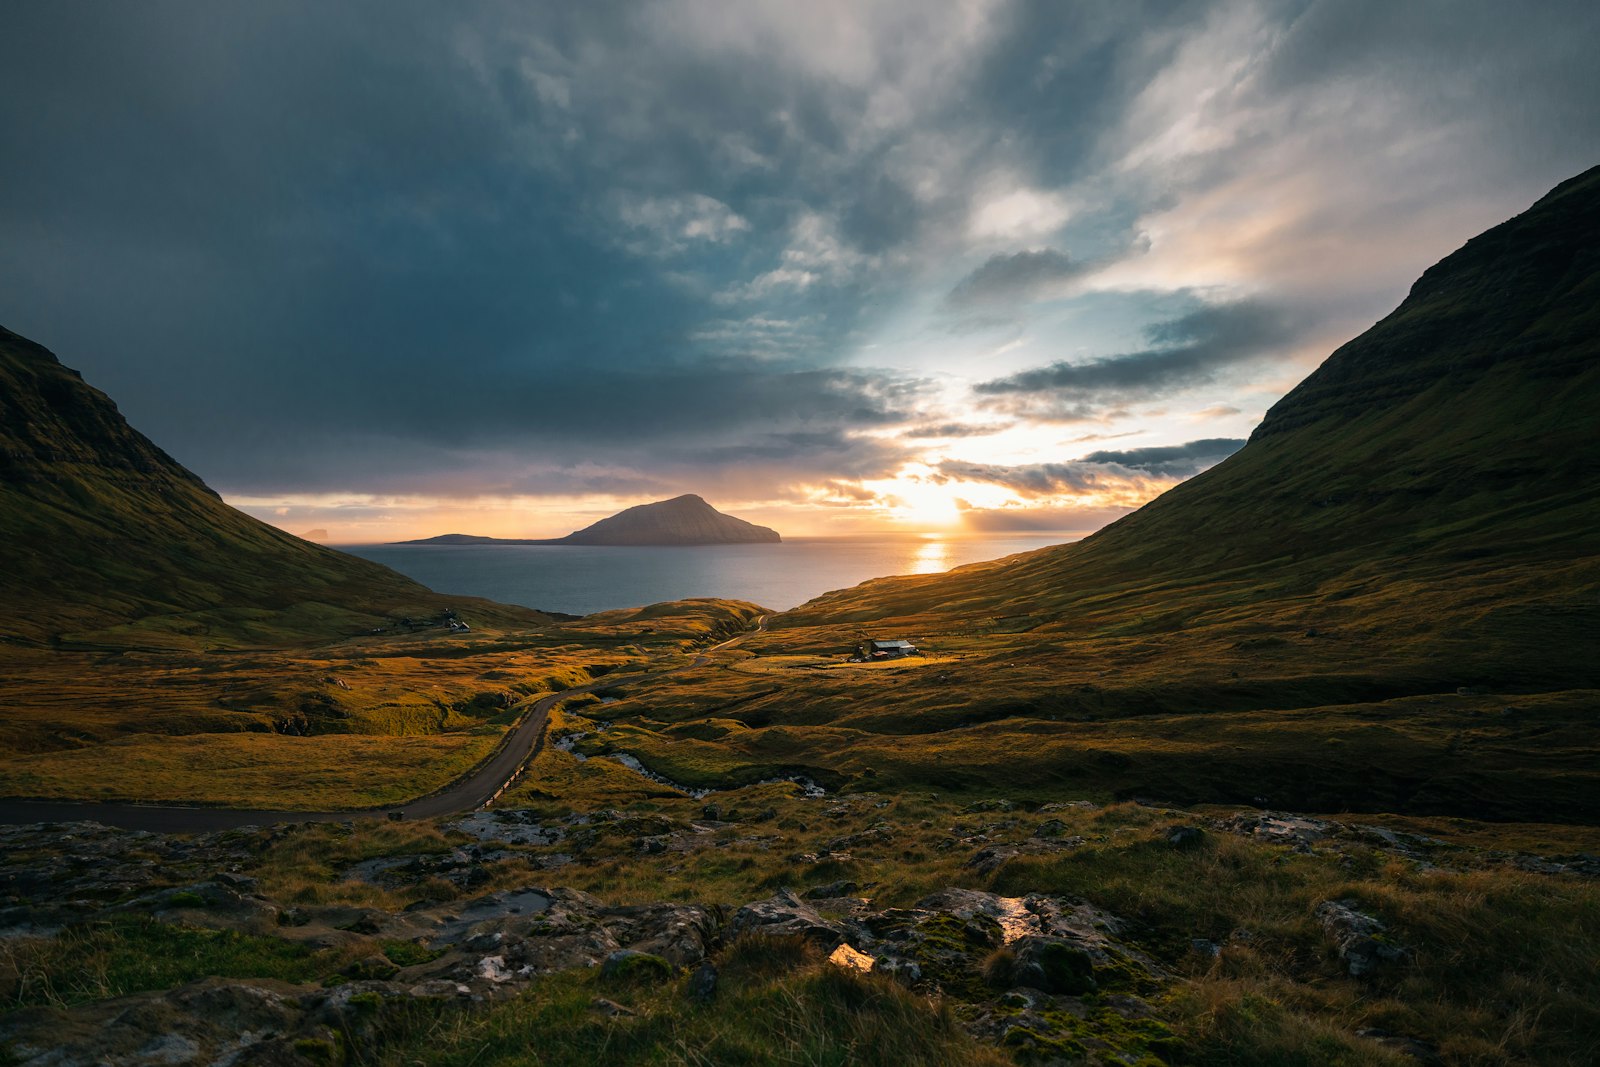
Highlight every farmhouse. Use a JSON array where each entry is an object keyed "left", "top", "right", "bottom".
[{"left": 866, "top": 638, "right": 917, "bottom": 658}]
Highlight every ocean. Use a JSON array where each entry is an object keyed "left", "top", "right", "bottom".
[{"left": 340, "top": 534, "right": 1070, "bottom": 616}]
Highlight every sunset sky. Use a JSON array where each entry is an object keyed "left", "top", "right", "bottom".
[{"left": 4, "top": 1, "right": 1596, "bottom": 541}]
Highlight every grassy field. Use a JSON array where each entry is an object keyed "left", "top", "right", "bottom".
[{"left": 0, "top": 598, "right": 765, "bottom": 809}]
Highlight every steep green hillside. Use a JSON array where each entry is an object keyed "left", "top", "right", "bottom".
[{"left": 0, "top": 326, "right": 545, "bottom": 648}]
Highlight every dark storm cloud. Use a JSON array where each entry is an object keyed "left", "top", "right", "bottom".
[
  {"left": 900, "top": 421, "right": 1011, "bottom": 440},
  {"left": 1080, "top": 438, "right": 1244, "bottom": 478},
  {"left": 939, "top": 434, "right": 1239, "bottom": 498},
  {"left": 2, "top": 0, "right": 1598, "bottom": 505},
  {"left": 974, "top": 301, "right": 1292, "bottom": 417},
  {"left": 944, "top": 249, "right": 1086, "bottom": 310},
  {"left": 193, "top": 364, "right": 930, "bottom": 495},
  {"left": 938, "top": 459, "right": 1137, "bottom": 496},
  {"left": 0, "top": 1, "right": 916, "bottom": 494}
]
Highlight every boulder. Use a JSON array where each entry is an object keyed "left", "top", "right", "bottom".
[
  {"left": 1164, "top": 825, "right": 1206, "bottom": 849},
  {"left": 730, "top": 890, "right": 849, "bottom": 947},
  {"left": 687, "top": 961, "right": 718, "bottom": 1000},
  {"left": 1315, "top": 899, "right": 1409, "bottom": 977}
]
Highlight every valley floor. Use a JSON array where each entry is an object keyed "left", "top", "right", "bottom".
[{"left": 2, "top": 599, "right": 1598, "bottom": 1065}]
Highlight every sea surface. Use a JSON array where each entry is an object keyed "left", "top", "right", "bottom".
[{"left": 341, "top": 534, "right": 1071, "bottom": 616}]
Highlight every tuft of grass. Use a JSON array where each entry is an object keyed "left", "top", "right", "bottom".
[
  {"left": 372, "top": 946, "right": 1007, "bottom": 1067},
  {"left": 0, "top": 916, "right": 351, "bottom": 1009}
]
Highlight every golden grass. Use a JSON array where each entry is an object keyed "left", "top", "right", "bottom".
[
  {"left": 0, "top": 598, "right": 765, "bottom": 808},
  {"left": 0, "top": 732, "right": 500, "bottom": 809}
]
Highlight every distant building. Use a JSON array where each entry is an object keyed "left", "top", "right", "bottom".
[{"left": 866, "top": 639, "right": 918, "bottom": 658}]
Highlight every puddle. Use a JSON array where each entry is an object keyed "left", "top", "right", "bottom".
[
  {"left": 450, "top": 812, "right": 564, "bottom": 846},
  {"left": 343, "top": 855, "right": 427, "bottom": 886},
  {"left": 432, "top": 889, "right": 553, "bottom": 944}
]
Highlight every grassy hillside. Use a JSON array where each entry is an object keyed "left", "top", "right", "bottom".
[{"left": 0, "top": 325, "right": 547, "bottom": 649}]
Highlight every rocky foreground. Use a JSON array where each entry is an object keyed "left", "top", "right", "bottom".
[{"left": 3, "top": 798, "right": 1596, "bottom": 1066}]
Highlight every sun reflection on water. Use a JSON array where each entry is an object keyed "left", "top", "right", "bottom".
[{"left": 910, "top": 538, "right": 951, "bottom": 574}]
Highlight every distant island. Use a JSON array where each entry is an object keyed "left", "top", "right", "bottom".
[{"left": 397, "top": 493, "right": 781, "bottom": 547}]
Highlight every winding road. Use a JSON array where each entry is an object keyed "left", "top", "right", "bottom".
[{"left": 0, "top": 615, "right": 768, "bottom": 833}]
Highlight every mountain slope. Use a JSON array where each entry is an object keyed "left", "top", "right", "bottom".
[
  {"left": 0, "top": 326, "right": 546, "bottom": 647},
  {"left": 401, "top": 494, "right": 782, "bottom": 546},
  {"left": 778, "top": 165, "right": 1600, "bottom": 692}
]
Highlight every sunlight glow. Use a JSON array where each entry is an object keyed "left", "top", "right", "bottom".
[
  {"left": 909, "top": 539, "right": 952, "bottom": 574},
  {"left": 889, "top": 477, "right": 965, "bottom": 528}
]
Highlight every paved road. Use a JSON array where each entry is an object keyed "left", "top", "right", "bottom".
[{"left": 0, "top": 616, "right": 768, "bottom": 832}]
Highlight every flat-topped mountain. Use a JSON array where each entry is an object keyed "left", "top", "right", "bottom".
[
  {"left": 0, "top": 326, "right": 549, "bottom": 647},
  {"left": 401, "top": 494, "right": 781, "bottom": 547}
]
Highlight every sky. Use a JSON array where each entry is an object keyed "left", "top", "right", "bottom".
[{"left": 3, "top": 1, "right": 1596, "bottom": 541}]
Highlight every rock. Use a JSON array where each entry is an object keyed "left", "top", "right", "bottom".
[
  {"left": 916, "top": 888, "right": 1042, "bottom": 942},
  {"left": 476, "top": 955, "right": 522, "bottom": 983},
  {"left": 1315, "top": 899, "right": 1409, "bottom": 977},
  {"left": 961, "top": 799, "right": 1016, "bottom": 813},
  {"left": 875, "top": 956, "right": 923, "bottom": 986},
  {"left": 1033, "top": 818, "right": 1068, "bottom": 838},
  {"left": 214, "top": 871, "right": 259, "bottom": 892},
  {"left": 1164, "top": 824, "right": 1206, "bottom": 849},
  {"left": 1006, "top": 936, "right": 1098, "bottom": 995},
  {"left": 687, "top": 961, "right": 718, "bottom": 1000},
  {"left": 788, "top": 849, "right": 851, "bottom": 865},
  {"left": 826, "top": 942, "right": 877, "bottom": 972},
  {"left": 827, "top": 825, "right": 894, "bottom": 851},
  {"left": 598, "top": 902, "right": 719, "bottom": 966},
  {"left": 730, "top": 890, "right": 849, "bottom": 947},
  {"left": 1222, "top": 811, "right": 1339, "bottom": 851},
  {"left": 965, "top": 845, "right": 1021, "bottom": 874},
  {"left": 1191, "top": 939, "right": 1222, "bottom": 959}
]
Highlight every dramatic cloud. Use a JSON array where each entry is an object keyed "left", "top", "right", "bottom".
[
  {"left": 1080, "top": 438, "right": 1245, "bottom": 478},
  {"left": 944, "top": 249, "right": 1086, "bottom": 310},
  {"left": 900, "top": 421, "right": 1011, "bottom": 440},
  {"left": 940, "top": 459, "right": 1146, "bottom": 496},
  {"left": 1, "top": 1, "right": 1595, "bottom": 536},
  {"left": 974, "top": 301, "right": 1292, "bottom": 418},
  {"left": 937, "top": 435, "right": 1244, "bottom": 506}
]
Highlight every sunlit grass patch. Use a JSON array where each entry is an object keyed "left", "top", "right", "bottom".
[{"left": 0, "top": 732, "right": 499, "bottom": 809}]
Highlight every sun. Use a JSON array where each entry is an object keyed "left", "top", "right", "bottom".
[{"left": 889, "top": 477, "right": 964, "bottom": 529}]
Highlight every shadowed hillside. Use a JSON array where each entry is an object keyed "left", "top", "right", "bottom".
[{"left": 0, "top": 327, "right": 548, "bottom": 649}]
